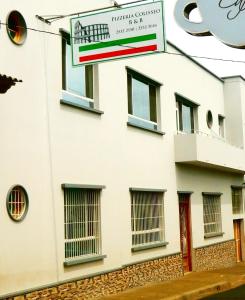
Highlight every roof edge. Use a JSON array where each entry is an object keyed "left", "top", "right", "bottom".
[
  {"left": 167, "top": 40, "right": 224, "bottom": 83},
  {"left": 222, "top": 75, "right": 245, "bottom": 82}
]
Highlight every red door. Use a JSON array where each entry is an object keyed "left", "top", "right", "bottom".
[
  {"left": 233, "top": 220, "right": 242, "bottom": 262},
  {"left": 179, "top": 194, "right": 192, "bottom": 272}
]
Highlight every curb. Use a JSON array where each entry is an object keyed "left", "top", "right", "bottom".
[
  {"left": 230, "top": 274, "right": 245, "bottom": 288},
  {"left": 163, "top": 281, "right": 231, "bottom": 300}
]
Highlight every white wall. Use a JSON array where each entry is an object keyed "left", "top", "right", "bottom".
[
  {"left": 223, "top": 77, "right": 245, "bottom": 148},
  {"left": 0, "top": 0, "right": 111, "bottom": 295},
  {"left": 0, "top": 0, "right": 244, "bottom": 296},
  {"left": 176, "top": 165, "right": 242, "bottom": 248}
]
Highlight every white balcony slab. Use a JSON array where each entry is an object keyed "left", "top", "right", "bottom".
[{"left": 174, "top": 133, "right": 245, "bottom": 173}]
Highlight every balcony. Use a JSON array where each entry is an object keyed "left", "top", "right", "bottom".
[{"left": 174, "top": 132, "right": 245, "bottom": 173}]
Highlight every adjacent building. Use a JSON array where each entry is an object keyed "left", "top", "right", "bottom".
[{"left": 1, "top": 0, "right": 245, "bottom": 299}]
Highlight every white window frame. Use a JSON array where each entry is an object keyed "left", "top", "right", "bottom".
[
  {"left": 175, "top": 93, "right": 199, "bottom": 134},
  {"left": 6, "top": 185, "right": 29, "bottom": 222},
  {"left": 232, "top": 187, "right": 243, "bottom": 214},
  {"left": 127, "top": 67, "right": 162, "bottom": 131},
  {"left": 63, "top": 185, "right": 103, "bottom": 263},
  {"left": 130, "top": 188, "right": 166, "bottom": 250},
  {"left": 128, "top": 114, "right": 158, "bottom": 128},
  {"left": 203, "top": 193, "right": 223, "bottom": 238},
  {"left": 61, "top": 30, "right": 95, "bottom": 109}
]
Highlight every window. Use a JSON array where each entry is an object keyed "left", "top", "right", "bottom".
[
  {"left": 127, "top": 68, "right": 161, "bottom": 130},
  {"left": 131, "top": 190, "right": 165, "bottom": 249},
  {"left": 176, "top": 94, "right": 198, "bottom": 134},
  {"left": 218, "top": 115, "right": 225, "bottom": 138},
  {"left": 63, "top": 186, "right": 101, "bottom": 262},
  {"left": 6, "top": 185, "right": 29, "bottom": 222},
  {"left": 203, "top": 193, "right": 222, "bottom": 237},
  {"left": 61, "top": 31, "right": 94, "bottom": 108},
  {"left": 206, "top": 110, "right": 213, "bottom": 129},
  {"left": 232, "top": 187, "right": 243, "bottom": 214}
]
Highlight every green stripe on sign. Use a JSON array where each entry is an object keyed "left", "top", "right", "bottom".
[{"left": 79, "top": 33, "right": 157, "bottom": 52}]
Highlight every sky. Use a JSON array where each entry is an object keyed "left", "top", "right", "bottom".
[{"left": 117, "top": 0, "right": 245, "bottom": 78}]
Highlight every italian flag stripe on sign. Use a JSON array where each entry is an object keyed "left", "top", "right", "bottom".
[
  {"left": 79, "top": 44, "right": 157, "bottom": 63},
  {"left": 79, "top": 33, "right": 157, "bottom": 52}
]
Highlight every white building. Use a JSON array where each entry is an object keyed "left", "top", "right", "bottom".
[{"left": 1, "top": 1, "right": 245, "bottom": 299}]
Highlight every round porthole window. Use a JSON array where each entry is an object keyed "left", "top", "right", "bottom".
[
  {"left": 206, "top": 110, "right": 213, "bottom": 129},
  {"left": 7, "top": 11, "right": 27, "bottom": 45},
  {"left": 6, "top": 185, "right": 29, "bottom": 222}
]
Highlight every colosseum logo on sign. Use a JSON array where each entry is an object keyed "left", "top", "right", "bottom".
[{"left": 70, "top": 1, "right": 166, "bottom": 65}]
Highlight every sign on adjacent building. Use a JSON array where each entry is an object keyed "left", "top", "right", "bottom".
[
  {"left": 175, "top": 0, "right": 245, "bottom": 49},
  {"left": 70, "top": 1, "right": 166, "bottom": 65}
]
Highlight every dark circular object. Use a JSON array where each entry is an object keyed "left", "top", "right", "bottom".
[{"left": 7, "top": 11, "right": 27, "bottom": 45}]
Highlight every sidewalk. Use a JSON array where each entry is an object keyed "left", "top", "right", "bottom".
[{"left": 98, "top": 263, "right": 245, "bottom": 300}]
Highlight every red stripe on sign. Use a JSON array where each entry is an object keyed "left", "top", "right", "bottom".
[{"left": 79, "top": 45, "right": 157, "bottom": 63}]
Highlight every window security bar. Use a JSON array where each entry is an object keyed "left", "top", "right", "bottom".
[
  {"left": 132, "top": 228, "right": 161, "bottom": 235},
  {"left": 203, "top": 194, "right": 222, "bottom": 235},
  {"left": 65, "top": 236, "right": 96, "bottom": 243},
  {"left": 232, "top": 188, "right": 243, "bottom": 214},
  {"left": 204, "top": 221, "right": 220, "bottom": 226},
  {"left": 134, "top": 241, "right": 163, "bottom": 247},
  {"left": 64, "top": 189, "right": 101, "bottom": 261},
  {"left": 131, "top": 191, "right": 164, "bottom": 247},
  {"left": 8, "top": 187, "right": 26, "bottom": 220}
]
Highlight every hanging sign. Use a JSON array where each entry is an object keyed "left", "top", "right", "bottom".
[
  {"left": 70, "top": 1, "right": 166, "bottom": 65},
  {"left": 174, "top": 0, "right": 245, "bottom": 49}
]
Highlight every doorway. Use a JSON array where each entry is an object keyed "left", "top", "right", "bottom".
[
  {"left": 179, "top": 193, "right": 192, "bottom": 272},
  {"left": 233, "top": 219, "right": 242, "bottom": 262}
]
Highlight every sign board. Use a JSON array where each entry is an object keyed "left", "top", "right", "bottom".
[
  {"left": 70, "top": 1, "right": 165, "bottom": 65},
  {"left": 174, "top": 0, "right": 245, "bottom": 49}
]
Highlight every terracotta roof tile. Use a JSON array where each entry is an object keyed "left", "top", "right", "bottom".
[{"left": 0, "top": 74, "right": 22, "bottom": 93}]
